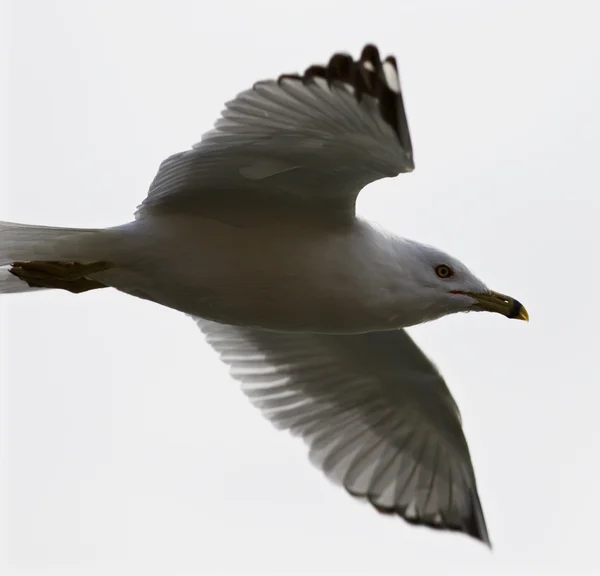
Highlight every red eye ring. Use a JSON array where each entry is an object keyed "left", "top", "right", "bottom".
[{"left": 435, "top": 264, "right": 454, "bottom": 279}]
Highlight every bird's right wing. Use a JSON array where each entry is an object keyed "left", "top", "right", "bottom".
[
  {"left": 194, "top": 318, "right": 490, "bottom": 546},
  {"left": 136, "top": 45, "right": 414, "bottom": 221}
]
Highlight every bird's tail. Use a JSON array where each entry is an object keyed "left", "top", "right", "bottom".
[{"left": 0, "top": 220, "right": 107, "bottom": 294}]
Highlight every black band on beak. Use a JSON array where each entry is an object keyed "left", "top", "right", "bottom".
[{"left": 507, "top": 298, "right": 525, "bottom": 319}]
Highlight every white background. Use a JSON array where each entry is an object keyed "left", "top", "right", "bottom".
[{"left": 1, "top": 0, "right": 599, "bottom": 574}]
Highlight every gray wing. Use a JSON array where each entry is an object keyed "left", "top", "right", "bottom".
[
  {"left": 137, "top": 45, "right": 414, "bottom": 221},
  {"left": 194, "top": 318, "right": 490, "bottom": 546}
]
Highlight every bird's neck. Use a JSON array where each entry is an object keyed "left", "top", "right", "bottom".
[{"left": 312, "top": 222, "right": 444, "bottom": 330}]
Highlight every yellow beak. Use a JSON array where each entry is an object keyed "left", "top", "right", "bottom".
[{"left": 468, "top": 290, "right": 529, "bottom": 321}]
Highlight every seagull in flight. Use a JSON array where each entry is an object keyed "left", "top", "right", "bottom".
[{"left": 0, "top": 44, "right": 528, "bottom": 547}]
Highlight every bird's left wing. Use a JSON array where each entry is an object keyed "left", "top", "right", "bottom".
[
  {"left": 194, "top": 318, "right": 490, "bottom": 546},
  {"left": 137, "top": 45, "right": 414, "bottom": 221}
]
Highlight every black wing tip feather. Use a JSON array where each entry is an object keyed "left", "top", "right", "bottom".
[
  {"left": 345, "top": 488, "right": 491, "bottom": 548},
  {"left": 274, "top": 44, "right": 414, "bottom": 164}
]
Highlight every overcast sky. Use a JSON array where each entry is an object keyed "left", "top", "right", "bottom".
[{"left": 1, "top": 0, "right": 600, "bottom": 574}]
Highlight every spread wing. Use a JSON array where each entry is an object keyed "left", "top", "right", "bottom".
[
  {"left": 195, "top": 318, "right": 490, "bottom": 546},
  {"left": 137, "top": 45, "right": 414, "bottom": 221}
]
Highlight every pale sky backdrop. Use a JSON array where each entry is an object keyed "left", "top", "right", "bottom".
[{"left": 1, "top": 1, "right": 599, "bottom": 574}]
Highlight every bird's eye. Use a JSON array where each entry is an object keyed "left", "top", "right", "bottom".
[{"left": 435, "top": 264, "right": 454, "bottom": 279}]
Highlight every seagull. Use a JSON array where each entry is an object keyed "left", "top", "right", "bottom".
[{"left": 0, "top": 44, "right": 528, "bottom": 547}]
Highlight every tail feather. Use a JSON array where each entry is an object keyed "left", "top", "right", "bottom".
[{"left": 0, "top": 221, "right": 105, "bottom": 294}]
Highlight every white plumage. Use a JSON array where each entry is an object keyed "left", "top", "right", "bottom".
[{"left": 1, "top": 45, "right": 529, "bottom": 547}]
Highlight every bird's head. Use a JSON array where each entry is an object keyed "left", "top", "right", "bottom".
[{"left": 394, "top": 239, "right": 529, "bottom": 325}]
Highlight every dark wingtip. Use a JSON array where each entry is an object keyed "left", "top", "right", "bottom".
[
  {"left": 275, "top": 44, "right": 413, "bottom": 157},
  {"left": 466, "top": 488, "right": 492, "bottom": 548},
  {"left": 345, "top": 487, "right": 491, "bottom": 548}
]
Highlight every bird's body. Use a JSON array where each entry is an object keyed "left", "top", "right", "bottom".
[
  {"left": 92, "top": 215, "right": 452, "bottom": 332},
  {"left": 1, "top": 45, "right": 529, "bottom": 547}
]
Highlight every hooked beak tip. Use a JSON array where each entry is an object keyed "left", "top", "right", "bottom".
[
  {"left": 510, "top": 300, "right": 529, "bottom": 322},
  {"left": 467, "top": 291, "right": 529, "bottom": 322}
]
